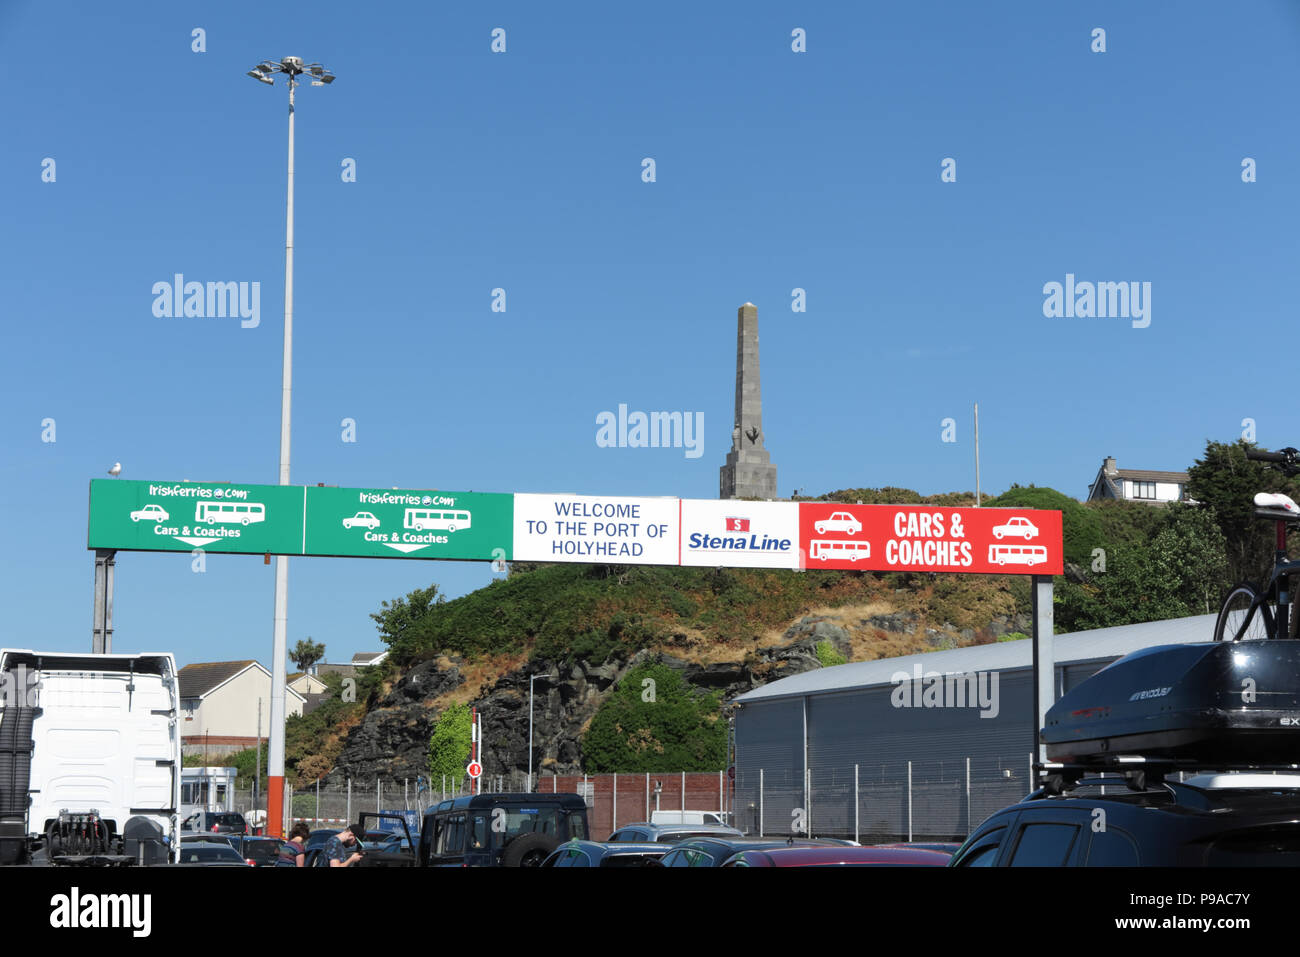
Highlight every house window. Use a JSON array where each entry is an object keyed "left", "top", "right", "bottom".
[{"left": 1133, "top": 482, "right": 1156, "bottom": 499}]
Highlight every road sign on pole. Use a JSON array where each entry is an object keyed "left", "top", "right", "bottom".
[{"left": 467, "top": 761, "right": 482, "bottom": 779}]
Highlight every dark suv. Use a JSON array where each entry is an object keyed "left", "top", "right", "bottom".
[
  {"left": 181, "top": 811, "right": 249, "bottom": 836},
  {"left": 950, "top": 771, "right": 1300, "bottom": 866},
  {"left": 418, "top": 793, "right": 589, "bottom": 867}
]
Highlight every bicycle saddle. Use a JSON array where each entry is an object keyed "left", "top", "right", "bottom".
[{"left": 1253, "top": 494, "right": 1294, "bottom": 514}]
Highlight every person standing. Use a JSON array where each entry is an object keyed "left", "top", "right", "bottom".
[
  {"left": 324, "top": 822, "right": 365, "bottom": 867},
  {"left": 277, "top": 822, "right": 311, "bottom": 867}
]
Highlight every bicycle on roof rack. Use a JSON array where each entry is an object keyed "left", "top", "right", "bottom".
[{"left": 1213, "top": 446, "right": 1300, "bottom": 641}]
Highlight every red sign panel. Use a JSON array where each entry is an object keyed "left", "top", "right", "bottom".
[{"left": 798, "top": 504, "right": 1062, "bottom": 575}]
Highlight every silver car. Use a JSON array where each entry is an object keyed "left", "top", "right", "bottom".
[{"left": 606, "top": 822, "right": 744, "bottom": 843}]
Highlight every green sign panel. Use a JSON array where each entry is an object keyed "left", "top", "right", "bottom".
[
  {"left": 88, "top": 480, "right": 512, "bottom": 561},
  {"left": 303, "top": 487, "right": 511, "bottom": 560}
]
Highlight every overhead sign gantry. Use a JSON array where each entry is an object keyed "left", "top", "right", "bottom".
[{"left": 87, "top": 478, "right": 1064, "bottom": 836}]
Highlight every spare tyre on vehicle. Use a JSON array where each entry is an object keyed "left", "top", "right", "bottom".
[{"left": 501, "top": 833, "right": 559, "bottom": 867}]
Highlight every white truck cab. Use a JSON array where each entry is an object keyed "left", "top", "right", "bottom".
[{"left": 0, "top": 649, "right": 181, "bottom": 865}]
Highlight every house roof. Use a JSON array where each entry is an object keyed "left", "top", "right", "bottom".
[
  {"left": 352, "top": 652, "right": 386, "bottom": 664},
  {"left": 1114, "top": 469, "right": 1188, "bottom": 484},
  {"left": 179, "top": 661, "right": 257, "bottom": 698},
  {"left": 179, "top": 660, "right": 307, "bottom": 702}
]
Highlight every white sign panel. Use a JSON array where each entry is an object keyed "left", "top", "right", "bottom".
[
  {"left": 679, "top": 500, "right": 801, "bottom": 569},
  {"left": 512, "top": 493, "right": 680, "bottom": 564}
]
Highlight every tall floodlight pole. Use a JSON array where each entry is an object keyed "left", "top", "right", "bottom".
[
  {"left": 246, "top": 56, "right": 334, "bottom": 838},
  {"left": 974, "top": 402, "right": 981, "bottom": 506}
]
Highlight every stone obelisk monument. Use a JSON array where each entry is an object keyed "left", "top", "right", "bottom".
[{"left": 720, "top": 302, "right": 777, "bottom": 499}]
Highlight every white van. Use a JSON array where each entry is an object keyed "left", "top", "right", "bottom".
[{"left": 649, "top": 810, "right": 727, "bottom": 826}]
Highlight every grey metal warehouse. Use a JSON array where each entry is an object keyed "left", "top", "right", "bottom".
[{"left": 730, "top": 614, "right": 1216, "bottom": 843}]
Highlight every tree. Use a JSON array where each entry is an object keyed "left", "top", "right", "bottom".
[
  {"left": 1186, "top": 440, "right": 1300, "bottom": 584},
  {"left": 582, "top": 663, "right": 727, "bottom": 773},
  {"left": 371, "top": 584, "right": 445, "bottom": 662},
  {"left": 1060, "top": 503, "right": 1230, "bottom": 630},
  {"left": 428, "top": 702, "right": 472, "bottom": 793},
  {"left": 289, "top": 638, "right": 325, "bottom": 672}
]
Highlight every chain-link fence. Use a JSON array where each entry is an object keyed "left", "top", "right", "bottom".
[
  {"left": 231, "top": 759, "right": 1039, "bottom": 842},
  {"left": 735, "top": 755, "right": 1036, "bottom": 843}
]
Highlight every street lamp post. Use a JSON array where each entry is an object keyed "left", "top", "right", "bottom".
[
  {"left": 246, "top": 56, "right": 334, "bottom": 838},
  {"left": 528, "top": 674, "right": 544, "bottom": 792}
]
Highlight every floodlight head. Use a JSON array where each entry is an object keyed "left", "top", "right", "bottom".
[
  {"left": 247, "top": 70, "right": 275, "bottom": 85},
  {"left": 255, "top": 62, "right": 275, "bottom": 74},
  {"left": 318, "top": 73, "right": 334, "bottom": 84}
]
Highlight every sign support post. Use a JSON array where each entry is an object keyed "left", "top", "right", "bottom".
[
  {"left": 1031, "top": 574, "right": 1055, "bottom": 771},
  {"left": 91, "top": 548, "right": 116, "bottom": 654}
]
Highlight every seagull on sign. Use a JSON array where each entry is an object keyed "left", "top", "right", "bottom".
[{"left": 108, "top": 462, "right": 122, "bottom": 477}]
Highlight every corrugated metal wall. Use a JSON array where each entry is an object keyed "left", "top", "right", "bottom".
[
  {"left": 733, "top": 697, "right": 802, "bottom": 838},
  {"left": 735, "top": 664, "right": 1096, "bottom": 841}
]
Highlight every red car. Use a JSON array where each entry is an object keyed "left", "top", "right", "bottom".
[{"left": 721, "top": 845, "right": 952, "bottom": 867}]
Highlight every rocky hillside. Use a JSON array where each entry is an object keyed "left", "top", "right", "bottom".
[{"left": 318, "top": 578, "right": 1032, "bottom": 785}]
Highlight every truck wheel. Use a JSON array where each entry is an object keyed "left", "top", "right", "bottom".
[{"left": 501, "top": 833, "right": 558, "bottom": 867}]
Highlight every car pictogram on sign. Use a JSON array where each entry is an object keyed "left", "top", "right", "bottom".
[
  {"left": 814, "top": 512, "right": 862, "bottom": 535},
  {"left": 992, "top": 516, "right": 1038, "bottom": 540},
  {"left": 343, "top": 511, "right": 381, "bottom": 530},
  {"left": 130, "top": 504, "right": 169, "bottom": 523}
]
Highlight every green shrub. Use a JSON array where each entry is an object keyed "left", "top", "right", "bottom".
[
  {"left": 816, "top": 641, "right": 848, "bottom": 667},
  {"left": 582, "top": 663, "right": 726, "bottom": 772}
]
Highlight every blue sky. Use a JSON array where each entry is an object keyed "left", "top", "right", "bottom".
[{"left": 4, "top": 1, "right": 1299, "bottom": 668}]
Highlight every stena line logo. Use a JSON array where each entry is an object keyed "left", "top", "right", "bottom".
[
  {"left": 687, "top": 518, "right": 790, "bottom": 554},
  {"left": 152, "top": 274, "right": 261, "bottom": 328}
]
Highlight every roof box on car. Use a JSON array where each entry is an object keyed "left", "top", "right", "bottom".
[{"left": 1041, "top": 640, "right": 1300, "bottom": 765}]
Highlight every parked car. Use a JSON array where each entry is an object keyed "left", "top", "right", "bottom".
[
  {"left": 606, "top": 822, "right": 744, "bottom": 843},
  {"left": 723, "top": 845, "right": 952, "bottom": 867},
  {"left": 180, "top": 834, "right": 238, "bottom": 849},
  {"left": 237, "top": 836, "right": 288, "bottom": 867},
  {"left": 542, "top": 840, "right": 667, "bottom": 868},
  {"left": 419, "top": 793, "right": 589, "bottom": 867},
  {"left": 652, "top": 837, "right": 850, "bottom": 867},
  {"left": 352, "top": 813, "right": 416, "bottom": 868},
  {"left": 950, "top": 772, "right": 1300, "bottom": 866},
  {"left": 173, "top": 843, "right": 252, "bottom": 866},
  {"left": 181, "top": 811, "right": 249, "bottom": 836},
  {"left": 873, "top": 842, "right": 960, "bottom": 857}
]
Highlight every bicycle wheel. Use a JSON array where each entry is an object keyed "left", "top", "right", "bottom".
[{"left": 1214, "top": 582, "right": 1275, "bottom": 641}]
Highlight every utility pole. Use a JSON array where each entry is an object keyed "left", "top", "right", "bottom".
[{"left": 254, "top": 698, "right": 262, "bottom": 826}]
